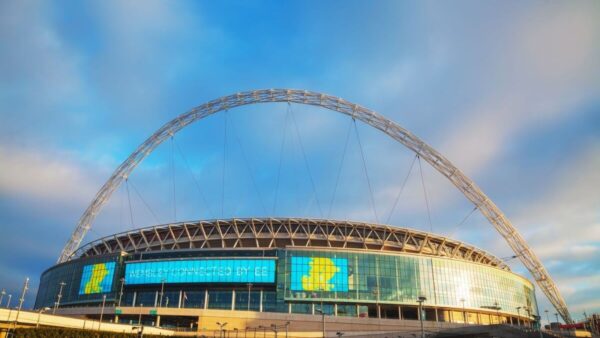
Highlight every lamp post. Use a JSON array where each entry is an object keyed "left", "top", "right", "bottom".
[
  {"left": 53, "top": 281, "right": 67, "bottom": 314},
  {"left": 118, "top": 278, "right": 125, "bottom": 307},
  {"left": 316, "top": 301, "right": 326, "bottom": 338},
  {"left": 234, "top": 328, "right": 239, "bottom": 338},
  {"left": 138, "top": 303, "right": 144, "bottom": 326},
  {"left": 36, "top": 307, "right": 51, "bottom": 328},
  {"left": 270, "top": 324, "right": 279, "bottom": 338},
  {"left": 544, "top": 309, "right": 550, "bottom": 325},
  {"left": 99, "top": 294, "right": 107, "bottom": 331},
  {"left": 416, "top": 296, "right": 427, "bottom": 338},
  {"left": 554, "top": 312, "right": 559, "bottom": 324},
  {"left": 217, "top": 321, "right": 228, "bottom": 338},
  {"left": 459, "top": 298, "right": 466, "bottom": 326},
  {"left": 285, "top": 321, "right": 290, "bottom": 338},
  {"left": 373, "top": 287, "right": 380, "bottom": 319},
  {"left": 159, "top": 278, "right": 166, "bottom": 308},
  {"left": 493, "top": 301, "right": 501, "bottom": 324},
  {"left": 258, "top": 325, "right": 267, "bottom": 338},
  {"left": 247, "top": 283, "right": 253, "bottom": 311},
  {"left": 12, "top": 277, "right": 29, "bottom": 333},
  {"left": 336, "top": 331, "right": 344, "bottom": 337}
]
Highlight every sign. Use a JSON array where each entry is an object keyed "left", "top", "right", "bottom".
[
  {"left": 79, "top": 262, "right": 116, "bottom": 295},
  {"left": 124, "top": 259, "right": 276, "bottom": 285},
  {"left": 115, "top": 308, "right": 122, "bottom": 315},
  {"left": 290, "top": 257, "right": 349, "bottom": 292},
  {"left": 149, "top": 309, "right": 157, "bottom": 316}
]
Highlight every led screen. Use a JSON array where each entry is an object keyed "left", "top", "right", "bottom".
[
  {"left": 124, "top": 259, "right": 276, "bottom": 285},
  {"left": 290, "top": 257, "right": 349, "bottom": 292},
  {"left": 79, "top": 262, "right": 116, "bottom": 295}
]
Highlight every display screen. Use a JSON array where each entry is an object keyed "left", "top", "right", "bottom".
[
  {"left": 290, "top": 257, "right": 349, "bottom": 292},
  {"left": 79, "top": 262, "right": 116, "bottom": 295},
  {"left": 124, "top": 259, "right": 276, "bottom": 285}
]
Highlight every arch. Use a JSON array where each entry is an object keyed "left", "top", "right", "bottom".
[{"left": 58, "top": 89, "right": 571, "bottom": 322}]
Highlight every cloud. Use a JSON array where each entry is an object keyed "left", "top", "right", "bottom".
[
  {"left": 0, "top": 145, "right": 102, "bottom": 204},
  {"left": 439, "top": 2, "right": 600, "bottom": 176}
]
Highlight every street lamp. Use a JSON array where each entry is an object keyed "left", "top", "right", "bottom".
[
  {"left": 493, "top": 301, "right": 501, "bottom": 324},
  {"left": 159, "top": 278, "right": 166, "bottom": 308},
  {"left": 270, "top": 324, "right": 279, "bottom": 338},
  {"left": 258, "top": 325, "right": 267, "bottom": 338},
  {"left": 247, "top": 283, "right": 253, "bottom": 311},
  {"left": 36, "top": 307, "right": 51, "bottom": 328},
  {"left": 53, "top": 281, "right": 67, "bottom": 314},
  {"left": 99, "top": 294, "right": 107, "bottom": 331},
  {"left": 554, "top": 313, "right": 559, "bottom": 324},
  {"left": 315, "top": 303, "right": 326, "bottom": 338},
  {"left": 416, "top": 296, "right": 427, "bottom": 338},
  {"left": 118, "top": 278, "right": 125, "bottom": 307},
  {"left": 285, "top": 321, "right": 290, "bottom": 338},
  {"left": 336, "top": 331, "right": 344, "bottom": 337},
  {"left": 217, "top": 321, "right": 228, "bottom": 338},
  {"left": 459, "top": 298, "right": 466, "bottom": 326}
]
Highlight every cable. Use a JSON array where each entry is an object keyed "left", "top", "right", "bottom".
[
  {"left": 221, "top": 110, "right": 228, "bottom": 218},
  {"left": 353, "top": 119, "right": 379, "bottom": 223},
  {"left": 327, "top": 118, "right": 354, "bottom": 219},
  {"left": 273, "top": 105, "right": 291, "bottom": 215},
  {"left": 229, "top": 117, "right": 268, "bottom": 216},
  {"left": 173, "top": 138, "right": 216, "bottom": 219},
  {"left": 447, "top": 206, "right": 478, "bottom": 239},
  {"left": 385, "top": 154, "right": 418, "bottom": 224},
  {"left": 418, "top": 155, "right": 433, "bottom": 232},
  {"left": 290, "top": 105, "right": 324, "bottom": 218},
  {"left": 125, "top": 178, "right": 135, "bottom": 229},
  {"left": 170, "top": 136, "right": 176, "bottom": 222},
  {"left": 129, "top": 179, "right": 162, "bottom": 225}
]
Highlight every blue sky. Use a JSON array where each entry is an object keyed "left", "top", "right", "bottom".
[{"left": 1, "top": 0, "right": 599, "bottom": 323}]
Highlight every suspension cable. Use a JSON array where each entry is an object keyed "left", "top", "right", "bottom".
[
  {"left": 128, "top": 179, "right": 162, "bottom": 225},
  {"left": 448, "top": 206, "right": 478, "bottom": 238},
  {"left": 273, "top": 105, "right": 291, "bottom": 215},
  {"left": 229, "top": 116, "right": 268, "bottom": 216},
  {"left": 353, "top": 119, "right": 379, "bottom": 223},
  {"left": 221, "top": 110, "right": 228, "bottom": 218},
  {"left": 385, "top": 154, "right": 418, "bottom": 224},
  {"left": 172, "top": 138, "right": 216, "bottom": 219},
  {"left": 125, "top": 178, "right": 135, "bottom": 229},
  {"left": 417, "top": 155, "right": 433, "bottom": 232},
  {"left": 170, "top": 136, "right": 176, "bottom": 222},
  {"left": 327, "top": 118, "right": 354, "bottom": 219},
  {"left": 290, "top": 105, "right": 324, "bottom": 218}
]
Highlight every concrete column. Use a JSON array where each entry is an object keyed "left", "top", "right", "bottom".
[
  {"left": 155, "top": 315, "right": 161, "bottom": 327},
  {"left": 204, "top": 290, "right": 208, "bottom": 310},
  {"left": 398, "top": 305, "right": 402, "bottom": 320},
  {"left": 232, "top": 289, "right": 236, "bottom": 310},
  {"left": 178, "top": 290, "right": 182, "bottom": 308},
  {"left": 132, "top": 291, "right": 137, "bottom": 307}
]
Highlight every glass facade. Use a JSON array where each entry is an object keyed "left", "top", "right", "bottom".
[
  {"left": 284, "top": 249, "right": 537, "bottom": 318},
  {"left": 35, "top": 248, "right": 538, "bottom": 322}
]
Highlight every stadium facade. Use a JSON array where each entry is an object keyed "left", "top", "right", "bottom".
[{"left": 35, "top": 218, "right": 539, "bottom": 335}]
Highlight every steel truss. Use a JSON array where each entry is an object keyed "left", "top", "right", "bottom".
[
  {"left": 58, "top": 89, "right": 571, "bottom": 322},
  {"left": 74, "top": 217, "right": 509, "bottom": 270}
]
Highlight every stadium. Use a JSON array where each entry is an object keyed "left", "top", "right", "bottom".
[
  {"left": 35, "top": 218, "right": 539, "bottom": 336},
  {"left": 33, "top": 89, "right": 569, "bottom": 336}
]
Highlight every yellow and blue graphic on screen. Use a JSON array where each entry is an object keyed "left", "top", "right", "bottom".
[
  {"left": 124, "top": 259, "right": 275, "bottom": 285},
  {"left": 78, "top": 262, "right": 116, "bottom": 295},
  {"left": 291, "top": 257, "right": 348, "bottom": 292}
]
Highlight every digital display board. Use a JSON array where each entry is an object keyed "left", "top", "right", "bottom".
[
  {"left": 290, "top": 257, "right": 349, "bottom": 292},
  {"left": 124, "top": 259, "right": 276, "bottom": 285},
  {"left": 79, "top": 262, "right": 116, "bottom": 295}
]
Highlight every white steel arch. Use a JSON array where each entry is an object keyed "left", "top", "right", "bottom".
[{"left": 58, "top": 89, "right": 571, "bottom": 322}]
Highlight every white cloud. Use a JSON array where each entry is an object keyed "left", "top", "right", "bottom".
[{"left": 0, "top": 145, "right": 101, "bottom": 204}]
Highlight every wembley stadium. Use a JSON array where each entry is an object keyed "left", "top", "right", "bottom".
[
  {"left": 32, "top": 89, "right": 571, "bottom": 337},
  {"left": 35, "top": 218, "right": 538, "bottom": 335}
]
